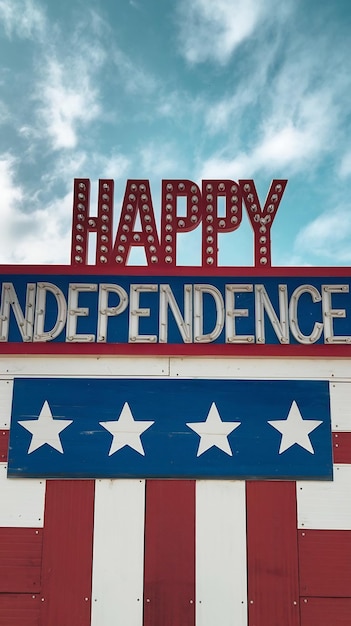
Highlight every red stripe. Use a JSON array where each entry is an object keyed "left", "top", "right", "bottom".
[
  {"left": 0, "top": 431, "right": 8, "bottom": 462},
  {"left": 0, "top": 528, "right": 42, "bottom": 593},
  {"left": 247, "top": 481, "right": 300, "bottom": 626},
  {"left": 2, "top": 342, "right": 351, "bottom": 357},
  {"left": 1, "top": 263, "right": 351, "bottom": 277},
  {"left": 333, "top": 432, "right": 351, "bottom": 463},
  {"left": 299, "top": 529, "right": 351, "bottom": 597},
  {"left": 40, "top": 480, "right": 95, "bottom": 626},
  {"left": 143, "top": 480, "right": 196, "bottom": 626},
  {"left": 0, "top": 593, "right": 41, "bottom": 625},
  {"left": 300, "top": 597, "right": 351, "bottom": 625}
]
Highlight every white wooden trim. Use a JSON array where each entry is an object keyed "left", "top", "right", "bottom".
[
  {"left": 297, "top": 465, "right": 351, "bottom": 530},
  {"left": 0, "top": 356, "right": 350, "bottom": 381},
  {"left": 330, "top": 382, "right": 351, "bottom": 431},
  {"left": 196, "top": 480, "right": 247, "bottom": 626},
  {"left": 0, "top": 357, "right": 169, "bottom": 378},
  {"left": 91, "top": 478, "right": 145, "bottom": 626},
  {"left": 0, "top": 463, "right": 45, "bottom": 527},
  {"left": 0, "top": 379, "right": 13, "bottom": 427},
  {"left": 170, "top": 357, "right": 351, "bottom": 381}
]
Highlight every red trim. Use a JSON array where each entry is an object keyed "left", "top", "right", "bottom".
[
  {"left": 0, "top": 527, "right": 42, "bottom": 593},
  {"left": 247, "top": 481, "right": 300, "bottom": 626},
  {"left": 300, "top": 597, "right": 351, "bottom": 625},
  {"left": 0, "top": 431, "right": 8, "bottom": 462},
  {"left": 0, "top": 594, "right": 41, "bottom": 625},
  {"left": 298, "top": 529, "right": 351, "bottom": 597},
  {"left": 41, "top": 480, "right": 95, "bottom": 626},
  {"left": 0, "top": 264, "right": 350, "bottom": 277},
  {"left": 1, "top": 342, "right": 351, "bottom": 357},
  {"left": 333, "top": 432, "right": 351, "bottom": 464},
  {"left": 143, "top": 480, "right": 196, "bottom": 626}
]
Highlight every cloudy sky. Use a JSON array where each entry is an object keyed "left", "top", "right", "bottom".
[{"left": 0, "top": 0, "right": 350, "bottom": 267}]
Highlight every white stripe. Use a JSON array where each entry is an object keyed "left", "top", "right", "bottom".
[
  {"left": 330, "top": 382, "right": 351, "bottom": 431},
  {"left": 196, "top": 480, "right": 247, "bottom": 626},
  {"left": 0, "top": 356, "right": 351, "bottom": 381},
  {"left": 0, "top": 356, "right": 168, "bottom": 378},
  {"left": 297, "top": 465, "right": 351, "bottom": 530},
  {"left": 0, "top": 463, "right": 45, "bottom": 527},
  {"left": 91, "top": 479, "right": 145, "bottom": 626},
  {"left": 0, "top": 379, "right": 13, "bottom": 428},
  {"left": 170, "top": 357, "right": 351, "bottom": 380}
]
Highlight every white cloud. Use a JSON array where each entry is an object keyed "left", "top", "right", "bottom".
[
  {"left": 36, "top": 58, "right": 101, "bottom": 151},
  {"left": 176, "top": 0, "right": 288, "bottom": 65},
  {"left": 294, "top": 209, "right": 351, "bottom": 264},
  {"left": 339, "top": 152, "right": 351, "bottom": 179},
  {"left": 0, "top": 153, "right": 72, "bottom": 264},
  {"left": 0, "top": 0, "right": 46, "bottom": 40},
  {"left": 140, "top": 143, "right": 180, "bottom": 177},
  {"left": 200, "top": 43, "right": 343, "bottom": 179}
]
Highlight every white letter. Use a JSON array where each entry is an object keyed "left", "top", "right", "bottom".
[
  {"left": 225, "top": 284, "right": 254, "bottom": 343},
  {"left": 97, "top": 284, "right": 128, "bottom": 342},
  {"left": 322, "top": 284, "right": 351, "bottom": 343},
  {"left": 289, "top": 285, "right": 323, "bottom": 344},
  {"left": 255, "top": 284, "right": 289, "bottom": 344},
  {"left": 159, "top": 284, "right": 192, "bottom": 343},
  {"left": 66, "top": 283, "right": 97, "bottom": 342},
  {"left": 34, "top": 283, "right": 67, "bottom": 342},
  {"left": 129, "top": 284, "right": 158, "bottom": 343},
  {"left": 0, "top": 282, "right": 35, "bottom": 342},
  {"left": 194, "top": 284, "right": 224, "bottom": 343}
]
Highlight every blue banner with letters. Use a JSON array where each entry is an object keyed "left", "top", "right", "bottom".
[
  {"left": 8, "top": 378, "right": 333, "bottom": 479},
  {"left": 0, "top": 273, "right": 351, "bottom": 346}
]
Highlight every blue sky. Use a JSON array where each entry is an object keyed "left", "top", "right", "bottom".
[{"left": 0, "top": 0, "right": 351, "bottom": 267}]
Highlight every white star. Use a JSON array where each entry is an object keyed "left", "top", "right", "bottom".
[
  {"left": 18, "top": 400, "right": 73, "bottom": 454},
  {"left": 100, "top": 402, "right": 154, "bottom": 456},
  {"left": 186, "top": 402, "right": 241, "bottom": 457},
  {"left": 268, "top": 400, "right": 323, "bottom": 454}
]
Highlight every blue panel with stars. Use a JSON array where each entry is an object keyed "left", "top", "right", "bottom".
[{"left": 7, "top": 378, "right": 333, "bottom": 480}]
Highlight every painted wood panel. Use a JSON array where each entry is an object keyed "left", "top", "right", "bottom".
[
  {"left": 0, "top": 431, "right": 8, "bottom": 462},
  {"left": 333, "top": 432, "right": 351, "bottom": 463},
  {"left": 143, "top": 480, "right": 196, "bottom": 626},
  {"left": 246, "top": 481, "right": 300, "bottom": 626},
  {"left": 299, "top": 529, "right": 351, "bottom": 597},
  {"left": 330, "top": 382, "right": 351, "bottom": 431},
  {"left": 91, "top": 479, "right": 145, "bottom": 626},
  {"left": 0, "top": 527, "right": 42, "bottom": 593},
  {"left": 170, "top": 357, "right": 351, "bottom": 380},
  {"left": 40, "top": 480, "right": 95, "bottom": 626},
  {"left": 0, "top": 380, "right": 13, "bottom": 428},
  {"left": 297, "top": 465, "right": 351, "bottom": 529},
  {"left": 196, "top": 480, "right": 247, "bottom": 626},
  {"left": 0, "top": 464, "right": 45, "bottom": 527},
  {"left": 0, "top": 357, "right": 169, "bottom": 378},
  {"left": 300, "top": 597, "right": 351, "bottom": 626},
  {"left": 0, "top": 593, "right": 40, "bottom": 625},
  {"left": 1, "top": 355, "right": 351, "bottom": 381}
]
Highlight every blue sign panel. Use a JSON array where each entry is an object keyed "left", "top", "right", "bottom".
[
  {"left": 0, "top": 274, "right": 351, "bottom": 347},
  {"left": 8, "top": 378, "right": 333, "bottom": 479}
]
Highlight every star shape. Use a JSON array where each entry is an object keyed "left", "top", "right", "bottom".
[
  {"left": 100, "top": 402, "right": 154, "bottom": 456},
  {"left": 268, "top": 400, "right": 323, "bottom": 454},
  {"left": 18, "top": 400, "right": 73, "bottom": 454},
  {"left": 186, "top": 402, "right": 241, "bottom": 457}
]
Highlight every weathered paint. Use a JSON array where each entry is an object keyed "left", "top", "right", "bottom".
[
  {"left": 196, "top": 480, "right": 247, "bottom": 626},
  {"left": 0, "top": 355, "right": 350, "bottom": 625},
  {"left": 298, "top": 529, "right": 351, "bottom": 597},
  {"left": 91, "top": 479, "right": 145, "bottom": 626},
  {"left": 143, "top": 480, "right": 196, "bottom": 626},
  {"left": 246, "top": 481, "right": 300, "bottom": 626}
]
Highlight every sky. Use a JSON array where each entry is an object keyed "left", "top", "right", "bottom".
[{"left": 0, "top": 0, "right": 351, "bottom": 268}]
